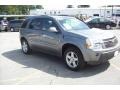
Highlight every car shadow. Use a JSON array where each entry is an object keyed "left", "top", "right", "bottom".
[{"left": 2, "top": 49, "right": 110, "bottom": 78}]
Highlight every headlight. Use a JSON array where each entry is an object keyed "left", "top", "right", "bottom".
[
  {"left": 85, "top": 39, "right": 103, "bottom": 49},
  {"left": 93, "top": 43, "right": 103, "bottom": 49},
  {"left": 85, "top": 39, "right": 92, "bottom": 48}
]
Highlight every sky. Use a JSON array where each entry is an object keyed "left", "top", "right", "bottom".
[
  {"left": 40, "top": 0, "right": 120, "bottom": 9},
  {"left": 0, "top": 0, "right": 120, "bottom": 9}
]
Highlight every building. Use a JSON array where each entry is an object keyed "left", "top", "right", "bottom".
[{"left": 30, "top": 5, "right": 120, "bottom": 20}]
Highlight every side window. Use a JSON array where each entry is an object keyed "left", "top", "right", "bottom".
[
  {"left": 42, "top": 18, "right": 59, "bottom": 31},
  {"left": 100, "top": 18, "right": 105, "bottom": 22},
  {"left": 91, "top": 18, "right": 99, "bottom": 23},
  {"left": 104, "top": 19, "right": 109, "bottom": 22},
  {"left": 29, "top": 18, "right": 42, "bottom": 30},
  {"left": 21, "top": 19, "right": 29, "bottom": 28}
]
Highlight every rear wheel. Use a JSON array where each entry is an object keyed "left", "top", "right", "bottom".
[
  {"left": 5, "top": 27, "right": 8, "bottom": 32},
  {"left": 63, "top": 47, "right": 86, "bottom": 71},
  {"left": 21, "top": 39, "right": 32, "bottom": 54},
  {"left": 106, "top": 25, "right": 111, "bottom": 30}
]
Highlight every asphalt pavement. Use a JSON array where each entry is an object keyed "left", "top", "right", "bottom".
[{"left": 0, "top": 31, "right": 120, "bottom": 84}]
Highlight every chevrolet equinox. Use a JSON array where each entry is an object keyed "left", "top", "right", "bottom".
[{"left": 20, "top": 15, "right": 120, "bottom": 71}]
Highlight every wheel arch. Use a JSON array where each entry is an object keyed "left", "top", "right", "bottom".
[
  {"left": 62, "top": 43, "right": 84, "bottom": 57},
  {"left": 20, "top": 37, "right": 27, "bottom": 42}
]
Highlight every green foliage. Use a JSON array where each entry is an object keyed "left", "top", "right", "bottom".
[{"left": 0, "top": 5, "right": 44, "bottom": 15}]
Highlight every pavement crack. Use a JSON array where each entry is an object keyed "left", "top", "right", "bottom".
[
  {"left": 54, "top": 69, "right": 59, "bottom": 77},
  {"left": 49, "top": 79, "right": 53, "bottom": 85},
  {"left": 48, "top": 67, "right": 59, "bottom": 85}
]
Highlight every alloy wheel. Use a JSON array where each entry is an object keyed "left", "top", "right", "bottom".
[
  {"left": 22, "top": 41, "right": 28, "bottom": 53},
  {"left": 65, "top": 51, "right": 79, "bottom": 68}
]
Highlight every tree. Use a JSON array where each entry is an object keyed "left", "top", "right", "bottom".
[
  {"left": 0, "top": 5, "right": 44, "bottom": 15},
  {"left": 0, "top": 5, "right": 8, "bottom": 14},
  {"left": 36, "top": 5, "right": 44, "bottom": 9}
]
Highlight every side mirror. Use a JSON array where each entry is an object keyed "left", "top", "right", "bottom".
[{"left": 49, "top": 27, "right": 58, "bottom": 33}]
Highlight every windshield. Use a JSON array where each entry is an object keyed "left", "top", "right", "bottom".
[{"left": 59, "top": 18, "right": 89, "bottom": 31}]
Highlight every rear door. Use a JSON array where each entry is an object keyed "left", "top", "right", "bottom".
[
  {"left": 26, "top": 18, "right": 43, "bottom": 49},
  {"left": 99, "top": 18, "right": 107, "bottom": 28}
]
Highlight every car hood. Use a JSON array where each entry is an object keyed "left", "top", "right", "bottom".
[{"left": 68, "top": 28, "right": 115, "bottom": 40}]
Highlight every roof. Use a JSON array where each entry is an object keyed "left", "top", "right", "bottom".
[
  {"left": 26, "top": 15, "right": 74, "bottom": 20},
  {"left": 85, "top": 17, "right": 111, "bottom": 22},
  {"left": 10, "top": 19, "right": 24, "bottom": 21}
]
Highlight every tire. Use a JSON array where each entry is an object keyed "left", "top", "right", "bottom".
[
  {"left": 5, "top": 28, "right": 7, "bottom": 32},
  {"left": 106, "top": 25, "right": 111, "bottom": 30},
  {"left": 10, "top": 27, "right": 14, "bottom": 32},
  {"left": 63, "top": 47, "right": 86, "bottom": 71},
  {"left": 4, "top": 27, "right": 8, "bottom": 32},
  {"left": 21, "top": 39, "right": 32, "bottom": 54}
]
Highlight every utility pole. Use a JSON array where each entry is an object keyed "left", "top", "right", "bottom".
[
  {"left": 100, "top": 7, "right": 101, "bottom": 17},
  {"left": 104, "top": 5, "right": 106, "bottom": 18},
  {"left": 112, "top": 5, "right": 113, "bottom": 19}
]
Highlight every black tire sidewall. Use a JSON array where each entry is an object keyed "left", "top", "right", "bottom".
[{"left": 63, "top": 47, "right": 86, "bottom": 71}]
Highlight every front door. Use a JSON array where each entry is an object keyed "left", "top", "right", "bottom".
[
  {"left": 90, "top": 18, "right": 100, "bottom": 28},
  {"left": 40, "top": 18, "right": 61, "bottom": 54}
]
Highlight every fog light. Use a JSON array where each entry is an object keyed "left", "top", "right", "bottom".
[{"left": 96, "top": 53, "right": 99, "bottom": 56}]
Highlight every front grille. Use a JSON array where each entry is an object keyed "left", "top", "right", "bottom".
[{"left": 103, "top": 36, "right": 118, "bottom": 48}]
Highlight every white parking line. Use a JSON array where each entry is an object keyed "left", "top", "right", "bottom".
[
  {"left": 111, "top": 63, "right": 120, "bottom": 71},
  {"left": 15, "top": 71, "right": 39, "bottom": 85},
  {"left": 0, "top": 71, "right": 39, "bottom": 84}
]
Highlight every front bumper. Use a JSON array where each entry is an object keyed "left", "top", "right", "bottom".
[{"left": 84, "top": 46, "right": 120, "bottom": 65}]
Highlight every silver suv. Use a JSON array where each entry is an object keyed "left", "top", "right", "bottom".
[{"left": 20, "top": 15, "right": 120, "bottom": 71}]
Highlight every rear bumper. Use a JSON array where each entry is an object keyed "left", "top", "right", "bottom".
[{"left": 0, "top": 25, "right": 8, "bottom": 31}]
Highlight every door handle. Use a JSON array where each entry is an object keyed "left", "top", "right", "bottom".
[{"left": 42, "top": 34, "right": 54, "bottom": 39}]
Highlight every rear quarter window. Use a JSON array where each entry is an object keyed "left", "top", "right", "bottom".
[
  {"left": 10, "top": 21, "right": 22, "bottom": 23},
  {"left": 21, "top": 19, "right": 29, "bottom": 28}
]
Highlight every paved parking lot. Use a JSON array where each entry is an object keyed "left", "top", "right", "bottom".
[{"left": 1, "top": 31, "right": 120, "bottom": 84}]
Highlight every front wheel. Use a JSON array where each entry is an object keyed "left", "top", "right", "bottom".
[
  {"left": 63, "top": 47, "right": 86, "bottom": 71},
  {"left": 21, "top": 39, "right": 32, "bottom": 54},
  {"left": 10, "top": 27, "right": 14, "bottom": 32}
]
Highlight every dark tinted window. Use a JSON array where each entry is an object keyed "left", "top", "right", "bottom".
[
  {"left": 91, "top": 18, "right": 99, "bottom": 23},
  {"left": 21, "top": 19, "right": 29, "bottom": 28},
  {"left": 42, "top": 18, "right": 59, "bottom": 31},
  {"left": 29, "top": 18, "right": 43, "bottom": 30},
  {"left": 100, "top": 18, "right": 109, "bottom": 22},
  {"left": 10, "top": 20, "right": 23, "bottom": 24},
  {"left": 93, "top": 14, "right": 99, "bottom": 16}
]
